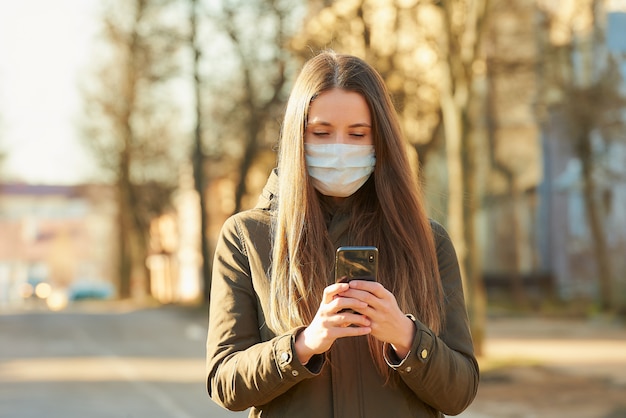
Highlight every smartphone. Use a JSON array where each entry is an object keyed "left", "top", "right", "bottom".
[{"left": 335, "top": 246, "right": 378, "bottom": 284}]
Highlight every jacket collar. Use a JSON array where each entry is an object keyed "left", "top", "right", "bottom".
[
  {"left": 254, "top": 168, "right": 352, "bottom": 244},
  {"left": 255, "top": 168, "right": 279, "bottom": 210}
]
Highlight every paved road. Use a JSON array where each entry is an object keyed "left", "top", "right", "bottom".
[
  {"left": 6, "top": 303, "right": 623, "bottom": 418},
  {"left": 0, "top": 303, "right": 248, "bottom": 418},
  {"left": 0, "top": 302, "right": 485, "bottom": 418}
]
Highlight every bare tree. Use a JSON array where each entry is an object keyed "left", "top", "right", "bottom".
[
  {"left": 482, "top": 0, "right": 541, "bottom": 308},
  {"left": 537, "top": 0, "right": 626, "bottom": 312},
  {"left": 205, "top": 0, "right": 304, "bottom": 213},
  {"left": 428, "top": 0, "right": 490, "bottom": 354},
  {"left": 185, "top": 0, "right": 304, "bottom": 299},
  {"left": 554, "top": 64, "right": 624, "bottom": 311},
  {"left": 81, "top": 0, "right": 185, "bottom": 299},
  {"left": 188, "top": 0, "right": 212, "bottom": 301}
]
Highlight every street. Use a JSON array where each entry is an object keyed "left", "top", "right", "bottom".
[
  {"left": 3, "top": 303, "right": 626, "bottom": 418},
  {"left": 0, "top": 303, "right": 248, "bottom": 418}
]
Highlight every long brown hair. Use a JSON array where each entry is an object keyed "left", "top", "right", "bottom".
[{"left": 269, "top": 51, "right": 444, "bottom": 377}]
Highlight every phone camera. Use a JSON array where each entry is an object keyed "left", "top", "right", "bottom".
[{"left": 368, "top": 253, "right": 375, "bottom": 263}]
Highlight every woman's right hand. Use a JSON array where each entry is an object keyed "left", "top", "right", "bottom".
[{"left": 294, "top": 282, "right": 372, "bottom": 365}]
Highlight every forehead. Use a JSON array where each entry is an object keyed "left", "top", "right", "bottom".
[{"left": 308, "top": 89, "right": 370, "bottom": 124}]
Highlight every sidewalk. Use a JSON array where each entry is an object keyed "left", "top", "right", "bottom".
[
  {"left": 482, "top": 316, "right": 626, "bottom": 383},
  {"left": 461, "top": 315, "right": 626, "bottom": 418}
]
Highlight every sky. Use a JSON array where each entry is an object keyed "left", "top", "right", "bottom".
[{"left": 0, "top": 0, "right": 100, "bottom": 185}]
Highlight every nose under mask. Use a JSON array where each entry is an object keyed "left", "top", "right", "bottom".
[{"left": 305, "top": 143, "right": 376, "bottom": 197}]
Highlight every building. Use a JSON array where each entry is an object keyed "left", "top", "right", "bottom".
[{"left": 0, "top": 183, "right": 116, "bottom": 309}]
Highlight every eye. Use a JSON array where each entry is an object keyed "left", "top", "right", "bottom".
[
  {"left": 313, "top": 131, "right": 330, "bottom": 136},
  {"left": 350, "top": 133, "right": 365, "bottom": 137}
]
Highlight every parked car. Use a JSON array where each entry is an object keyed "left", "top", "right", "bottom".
[{"left": 67, "top": 280, "right": 114, "bottom": 301}]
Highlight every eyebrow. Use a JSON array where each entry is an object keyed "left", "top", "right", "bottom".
[{"left": 307, "top": 121, "right": 372, "bottom": 128}]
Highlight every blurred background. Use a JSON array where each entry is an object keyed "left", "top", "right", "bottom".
[{"left": 0, "top": 0, "right": 625, "bottom": 417}]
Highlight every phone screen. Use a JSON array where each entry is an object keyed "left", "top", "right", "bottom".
[{"left": 335, "top": 246, "right": 378, "bottom": 283}]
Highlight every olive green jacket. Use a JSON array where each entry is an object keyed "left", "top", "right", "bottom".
[{"left": 206, "top": 170, "right": 479, "bottom": 417}]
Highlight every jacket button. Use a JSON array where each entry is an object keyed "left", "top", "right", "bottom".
[
  {"left": 280, "top": 352, "right": 290, "bottom": 363},
  {"left": 405, "top": 366, "right": 412, "bottom": 373},
  {"left": 421, "top": 349, "right": 428, "bottom": 359},
  {"left": 292, "top": 370, "right": 299, "bottom": 377}
]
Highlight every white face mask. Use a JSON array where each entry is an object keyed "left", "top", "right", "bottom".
[{"left": 305, "top": 143, "right": 376, "bottom": 197}]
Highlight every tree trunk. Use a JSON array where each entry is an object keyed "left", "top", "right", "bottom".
[
  {"left": 461, "top": 107, "right": 487, "bottom": 356},
  {"left": 440, "top": 87, "right": 488, "bottom": 354},
  {"left": 117, "top": 189, "right": 132, "bottom": 299},
  {"left": 579, "top": 136, "right": 613, "bottom": 311},
  {"left": 507, "top": 181, "right": 530, "bottom": 307},
  {"left": 118, "top": 159, "right": 150, "bottom": 299},
  {"left": 440, "top": 89, "right": 467, "bottom": 286},
  {"left": 484, "top": 69, "right": 528, "bottom": 308},
  {"left": 233, "top": 120, "right": 261, "bottom": 214},
  {"left": 190, "top": 0, "right": 212, "bottom": 302},
  {"left": 439, "top": 0, "right": 491, "bottom": 355}
]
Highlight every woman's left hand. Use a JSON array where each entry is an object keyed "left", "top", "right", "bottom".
[{"left": 340, "top": 280, "right": 416, "bottom": 358}]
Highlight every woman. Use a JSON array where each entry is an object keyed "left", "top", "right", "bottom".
[{"left": 206, "top": 51, "right": 479, "bottom": 417}]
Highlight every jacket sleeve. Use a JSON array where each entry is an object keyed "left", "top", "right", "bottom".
[
  {"left": 206, "top": 215, "right": 324, "bottom": 411},
  {"left": 383, "top": 221, "right": 479, "bottom": 416}
]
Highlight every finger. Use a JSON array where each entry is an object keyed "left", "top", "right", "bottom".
[
  {"left": 327, "top": 311, "right": 372, "bottom": 330},
  {"left": 323, "top": 282, "right": 350, "bottom": 303},
  {"left": 330, "top": 295, "right": 368, "bottom": 314},
  {"left": 342, "top": 312, "right": 372, "bottom": 328},
  {"left": 338, "top": 288, "right": 380, "bottom": 310},
  {"left": 351, "top": 304, "right": 374, "bottom": 319},
  {"left": 335, "top": 325, "right": 372, "bottom": 338},
  {"left": 348, "top": 280, "right": 387, "bottom": 298},
  {"left": 338, "top": 288, "right": 374, "bottom": 300}
]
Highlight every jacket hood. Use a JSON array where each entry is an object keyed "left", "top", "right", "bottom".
[{"left": 256, "top": 168, "right": 279, "bottom": 210}]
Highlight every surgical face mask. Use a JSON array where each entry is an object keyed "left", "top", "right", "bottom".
[{"left": 305, "top": 143, "right": 376, "bottom": 197}]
